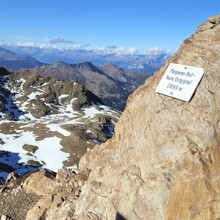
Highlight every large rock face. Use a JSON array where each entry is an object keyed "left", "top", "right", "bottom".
[{"left": 74, "top": 15, "right": 220, "bottom": 219}]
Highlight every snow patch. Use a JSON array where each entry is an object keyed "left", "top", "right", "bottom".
[
  {"left": 0, "top": 131, "right": 69, "bottom": 172},
  {"left": 47, "top": 123, "right": 71, "bottom": 136},
  {"left": 83, "top": 106, "right": 102, "bottom": 118},
  {"left": 28, "top": 91, "right": 42, "bottom": 99}
]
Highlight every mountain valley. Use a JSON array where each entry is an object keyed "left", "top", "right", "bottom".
[{"left": 34, "top": 61, "right": 149, "bottom": 111}]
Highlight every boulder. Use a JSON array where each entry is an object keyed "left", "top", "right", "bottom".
[{"left": 23, "top": 170, "right": 57, "bottom": 196}]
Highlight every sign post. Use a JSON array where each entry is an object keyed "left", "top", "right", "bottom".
[{"left": 156, "top": 63, "right": 204, "bottom": 101}]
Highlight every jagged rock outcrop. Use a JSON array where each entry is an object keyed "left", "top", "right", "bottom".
[
  {"left": 0, "top": 169, "right": 86, "bottom": 220},
  {"left": 1, "top": 14, "right": 220, "bottom": 220}
]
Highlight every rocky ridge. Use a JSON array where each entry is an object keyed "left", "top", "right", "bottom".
[
  {"left": 1, "top": 14, "right": 220, "bottom": 220},
  {"left": 0, "top": 67, "right": 120, "bottom": 183},
  {"left": 34, "top": 62, "right": 149, "bottom": 111}
]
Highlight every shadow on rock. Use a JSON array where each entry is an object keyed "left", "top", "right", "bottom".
[
  {"left": 0, "top": 150, "right": 40, "bottom": 183},
  {"left": 115, "top": 212, "right": 127, "bottom": 220}
]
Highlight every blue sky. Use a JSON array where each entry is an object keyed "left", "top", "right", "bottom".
[{"left": 0, "top": 0, "right": 219, "bottom": 53}]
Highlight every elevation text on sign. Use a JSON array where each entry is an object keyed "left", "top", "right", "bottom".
[{"left": 156, "top": 63, "right": 204, "bottom": 101}]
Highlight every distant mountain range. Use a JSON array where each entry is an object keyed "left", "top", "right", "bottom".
[
  {"left": 0, "top": 46, "right": 44, "bottom": 70},
  {"left": 34, "top": 62, "right": 149, "bottom": 110},
  {"left": 1, "top": 44, "right": 172, "bottom": 73},
  {"left": 0, "top": 46, "right": 150, "bottom": 110}
]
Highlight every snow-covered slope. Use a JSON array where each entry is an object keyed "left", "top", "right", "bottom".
[{"left": 0, "top": 67, "right": 120, "bottom": 183}]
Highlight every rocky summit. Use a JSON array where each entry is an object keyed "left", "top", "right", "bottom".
[
  {"left": 1, "top": 14, "right": 220, "bottom": 220},
  {"left": 0, "top": 67, "right": 120, "bottom": 184}
]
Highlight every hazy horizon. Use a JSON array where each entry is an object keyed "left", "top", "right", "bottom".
[{"left": 1, "top": 0, "right": 220, "bottom": 55}]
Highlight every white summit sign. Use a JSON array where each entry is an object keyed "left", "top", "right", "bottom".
[{"left": 156, "top": 63, "right": 204, "bottom": 101}]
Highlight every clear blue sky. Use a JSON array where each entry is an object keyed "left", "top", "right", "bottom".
[{"left": 0, "top": 0, "right": 219, "bottom": 52}]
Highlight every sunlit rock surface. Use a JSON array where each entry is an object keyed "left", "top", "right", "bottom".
[{"left": 74, "top": 14, "right": 220, "bottom": 220}]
